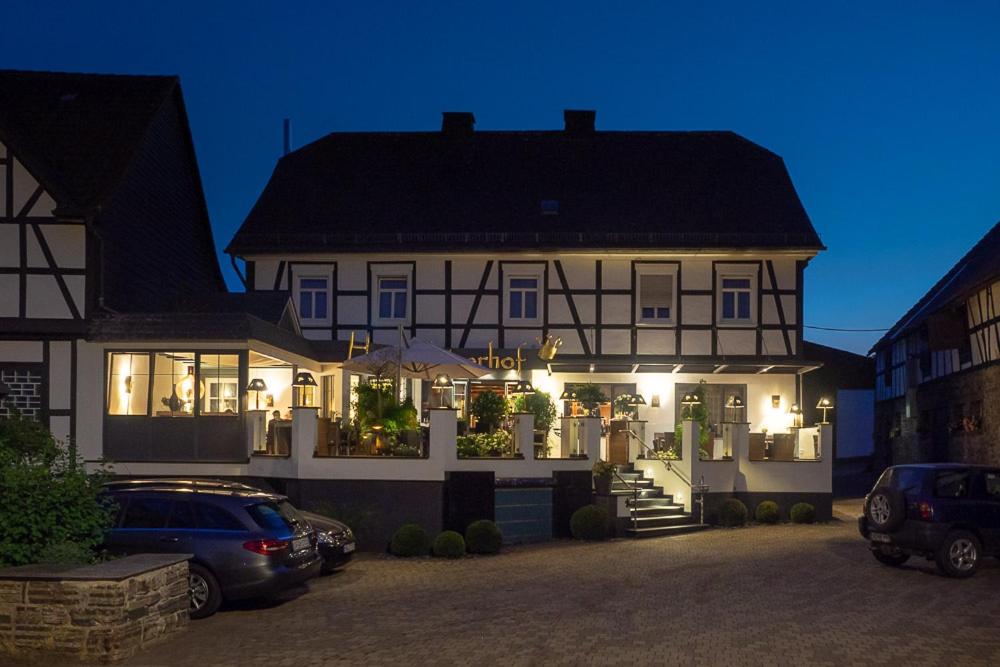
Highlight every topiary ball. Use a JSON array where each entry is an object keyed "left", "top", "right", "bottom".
[
  {"left": 718, "top": 498, "right": 749, "bottom": 527},
  {"left": 570, "top": 504, "right": 609, "bottom": 541},
  {"left": 389, "top": 523, "right": 430, "bottom": 557},
  {"left": 432, "top": 530, "right": 466, "bottom": 559},
  {"left": 465, "top": 519, "right": 503, "bottom": 554},
  {"left": 754, "top": 500, "right": 780, "bottom": 525},
  {"left": 790, "top": 502, "right": 816, "bottom": 524}
]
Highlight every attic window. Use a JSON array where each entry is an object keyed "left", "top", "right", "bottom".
[{"left": 541, "top": 200, "right": 559, "bottom": 215}]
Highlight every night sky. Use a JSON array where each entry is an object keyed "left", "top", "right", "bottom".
[{"left": 3, "top": 2, "right": 998, "bottom": 354}]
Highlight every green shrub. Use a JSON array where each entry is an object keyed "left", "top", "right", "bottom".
[
  {"left": 755, "top": 501, "right": 780, "bottom": 524},
  {"left": 569, "top": 505, "right": 609, "bottom": 541},
  {"left": 456, "top": 431, "right": 511, "bottom": 458},
  {"left": 717, "top": 498, "right": 748, "bottom": 527},
  {"left": 0, "top": 415, "right": 115, "bottom": 567},
  {"left": 465, "top": 519, "right": 502, "bottom": 554},
  {"left": 389, "top": 523, "right": 430, "bottom": 557},
  {"left": 432, "top": 531, "right": 466, "bottom": 559},
  {"left": 470, "top": 392, "right": 508, "bottom": 432},
  {"left": 790, "top": 502, "right": 816, "bottom": 524}
]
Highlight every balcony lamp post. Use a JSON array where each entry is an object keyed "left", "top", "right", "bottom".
[
  {"left": 247, "top": 378, "right": 268, "bottom": 411},
  {"left": 725, "top": 395, "right": 745, "bottom": 422},
  {"left": 293, "top": 371, "right": 318, "bottom": 407},
  {"left": 628, "top": 393, "right": 646, "bottom": 420},
  {"left": 681, "top": 393, "right": 701, "bottom": 420},
  {"left": 816, "top": 397, "right": 834, "bottom": 425},
  {"left": 431, "top": 373, "right": 453, "bottom": 408},
  {"left": 788, "top": 403, "right": 803, "bottom": 428}
]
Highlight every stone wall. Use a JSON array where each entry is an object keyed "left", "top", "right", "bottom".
[{"left": 0, "top": 556, "right": 189, "bottom": 663}]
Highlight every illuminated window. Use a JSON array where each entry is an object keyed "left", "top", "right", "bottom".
[
  {"left": 508, "top": 277, "right": 539, "bottom": 320},
  {"left": 152, "top": 353, "right": 198, "bottom": 417},
  {"left": 107, "top": 353, "right": 150, "bottom": 415},
  {"left": 199, "top": 354, "right": 240, "bottom": 415},
  {"left": 378, "top": 277, "right": 408, "bottom": 320},
  {"left": 298, "top": 277, "right": 328, "bottom": 320}
]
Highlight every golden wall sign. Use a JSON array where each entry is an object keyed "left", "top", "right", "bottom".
[{"left": 467, "top": 342, "right": 527, "bottom": 373}]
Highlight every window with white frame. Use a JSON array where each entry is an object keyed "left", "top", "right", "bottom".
[
  {"left": 720, "top": 276, "right": 753, "bottom": 322},
  {"left": 638, "top": 272, "right": 674, "bottom": 323},
  {"left": 377, "top": 277, "right": 408, "bottom": 320},
  {"left": 298, "top": 277, "right": 328, "bottom": 320},
  {"left": 508, "top": 276, "right": 539, "bottom": 320}
]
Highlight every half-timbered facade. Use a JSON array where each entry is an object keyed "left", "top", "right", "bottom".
[
  {"left": 0, "top": 70, "right": 224, "bottom": 445},
  {"left": 872, "top": 220, "right": 1000, "bottom": 467}
]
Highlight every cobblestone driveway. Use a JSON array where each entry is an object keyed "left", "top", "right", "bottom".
[{"left": 120, "top": 501, "right": 999, "bottom": 666}]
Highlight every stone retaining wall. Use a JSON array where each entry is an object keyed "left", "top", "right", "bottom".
[{"left": 0, "top": 555, "right": 189, "bottom": 663}]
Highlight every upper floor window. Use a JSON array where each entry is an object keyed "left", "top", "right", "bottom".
[
  {"left": 720, "top": 277, "right": 752, "bottom": 322},
  {"left": 299, "top": 278, "right": 328, "bottom": 320},
  {"left": 378, "top": 277, "right": 408, "bottom": 320},
  {"left": 508, "top": 277, "right": 539, "bottom": 320},
  {"left": 638, "top": 273, "right": 674, "bottom": 323}
]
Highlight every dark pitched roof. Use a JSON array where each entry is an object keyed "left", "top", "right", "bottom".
[
  {"left": 174, "top": 292, "right": 294, "bottom": 326},
  {"left": 228, "top": 127, "right": 823, "bottom": 254},
  {"left": 0, "top": 70, "right": 177, "bottom": 210},
  {"left": 872, "top": 220, "right": 1000, "bottom": 351}
]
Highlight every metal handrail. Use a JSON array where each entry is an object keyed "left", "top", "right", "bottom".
[
  {"left": 610, "top": 467, "right": 640, "bottom": 531},
  {"left": 625, "top": 430, "right": 692, "bottom": 488}
]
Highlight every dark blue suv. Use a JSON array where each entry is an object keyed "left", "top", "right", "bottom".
[
  {"left": 859, "top": 464, "right": 1000, "bottom": 578},
  {"left": 101, "top": 480, "right": 321, "bottom": 618}
]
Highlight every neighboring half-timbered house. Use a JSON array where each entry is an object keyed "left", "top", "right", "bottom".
[
  {"left": 872, "top": 220, "right": 1000, "bottom": 467},
  {"left": 0, "top": 70, "right": 224, "bottom": 444}
]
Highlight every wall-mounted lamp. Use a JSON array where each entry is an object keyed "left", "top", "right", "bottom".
[
  {"left": 771, "top": 395, "right": 782, "bottom": 409},
  {"left": 247, "top": 378, "right": 268, "bottom": 410},
  {"left": 816, "top": 397, "right": 834, "bottom": 424},
  {"left": 650, "top": 394, "right": 660, "bottom": 408}
]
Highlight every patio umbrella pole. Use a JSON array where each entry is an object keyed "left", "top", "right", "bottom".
[{"left": 396, "top": 325, "right": 404, "bottom": 401}]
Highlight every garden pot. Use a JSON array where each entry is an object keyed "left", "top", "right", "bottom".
[{"left": 594, "top": 474, "right": 613, "bottom": 495}]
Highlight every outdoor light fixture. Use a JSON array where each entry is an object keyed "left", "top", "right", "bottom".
[
  {"left": 725, "top": 395, "right": 745, "bottom": 422},
  {"left": 816, "top": 397, "right": 834, "bottom": 424},
  {"left": 510, "top": 380, "right": 535, "bottom": 395},
  {"left": 681, "top": 392, "right": 701, "bottom": 419},
  {"left": 630, "top": 394, "right": 647, "bottom": 406},
  {"left": 559, "top": 389, "right": 577, "bottom": 401},
  {"left": 788, "top": 403, "right": 803, "bottom": 428},
  {"left": 293, "top": 372, "right": 318, "bottom": 407},
  {"left": 247, "top": 378, "right": 268, "bottom": 410},
  {"left": 432, "top": 373, "right": 453, "bottom": 388},
  {"left": 771, "top": 395, "right": 781, "bottom": 408},
  {"left": 651, "top": 394, "right": 660, "bottom": 408}
]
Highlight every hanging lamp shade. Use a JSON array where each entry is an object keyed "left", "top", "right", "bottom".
[
  {"left": 726, "top": 395, "right": 745, "bottom": 409},
  {"left": 681, "top": 393, "right": 701, "bottom": 406},
  {"left": 247, "top": 378, "right": 268, "bottom": 393},
  {"left": 630, "top": 393, "right": 646, "bottom": 406},
  {"left": 293, "top": 372, "right": 317, "bottom": 387}
]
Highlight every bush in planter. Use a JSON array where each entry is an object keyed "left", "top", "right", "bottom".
[
  {"left": 755, "top": 500, "right": 780, "bottom": 525},
  {"left": 790, "top": 502, "right": 816, "bottom": 524},
  {"left": 465, "top": 519, "right": 502, "bottom": 554},
  {"left": 456, "top": 431, "right": 512, "bottom": 458},
  {"left": 717, "top": 498, "right": 748, "bottom": 527},
  {"left": 570, "top": 505, "right": 609, "bottom": 541},
  {"left": 389, "top": 522, "right": 430, "bottom": 557},
  {"left": 471, "top": 392, "right": 508, "bottom": 433},
  {"left": 591, "top": 459, "right": 616, "bottom": 494},
  {"left": 432, "top": 531, "right": 466, "bottom": 559}
]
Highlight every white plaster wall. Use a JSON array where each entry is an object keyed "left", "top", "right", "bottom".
[
  {"left": 0, "top": 341, "right": 44, "bottom": 362},
  {"left": 48, "top": 341, "right": 72, "bottom": 411},
  {"left": 76, "top": 341, "right": 105, "bottom": 462}
]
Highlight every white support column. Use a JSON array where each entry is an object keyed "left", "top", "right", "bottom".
[
  {"left": 578, "top": 416, "right": 602, "bottom": 461},
  {"left": 246, "top": 410, "right": 266, "bottom": 455},
  {"left": 512, "top": 412, "right": 535, "bottom": 458},
  {"left": 291, "top": 407, "right": 319, "bottom": 476},
  {"left": 721, "top": 422, "right": 748, "bottom": 460},
  {"left": 560, "top": 416, "right": 578, "bottom": 457},
  {"left": 429, "top": 408, "right": 457, "bottom": 462},
  {"left": 817, "top": 423, "right": 833, "bottom": 460},
  {"left": 681, "top": 418, "right": 699, "bottom": 462},
  {"left": 627, "top": 420, "right": 647, "bottom": 460}
]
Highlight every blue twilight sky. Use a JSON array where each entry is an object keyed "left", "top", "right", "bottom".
[{"left": 2, "top": 1, "right": 999, "bottom": 354}]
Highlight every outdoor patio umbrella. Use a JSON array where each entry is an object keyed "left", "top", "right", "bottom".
[{"left": 340, "top": 336, "right": 491, "bottom": 380}]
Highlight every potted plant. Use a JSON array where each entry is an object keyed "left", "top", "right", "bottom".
[
  {"left": 470, "top": 391, "right": 508, "bottom": 433},
  {"left": 574, "top": 383, "right": 609, "bottom": 417},
  {"left": 512, "top": 391, "right": 557, "bottom": 457},
  {"left": 592, "top": 459, "right": 616, "bottom": 495}
]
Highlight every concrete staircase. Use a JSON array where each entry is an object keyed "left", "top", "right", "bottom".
[{"left": 612, "top": 464, "right": 709, "bottom": 539}]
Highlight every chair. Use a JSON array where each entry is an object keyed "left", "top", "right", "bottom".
[{"left": 749, "top": 433, "right": 766, "bottom": 461}]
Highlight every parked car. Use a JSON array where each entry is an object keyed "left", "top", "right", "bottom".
[
  {"left": 101, "top": 481, "right": 322, "bottom": 618},
  {"left": 858, "top": 463, "right": 1000, "bottom": 578},
  {"left": 299, "top": 510, "right": 356, "bottom": 572}
]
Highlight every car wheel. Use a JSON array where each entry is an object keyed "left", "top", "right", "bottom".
[
  {"left": 865, "top": 486, "right": 905, "bottom": 532},
  {"left": 935, "top": 530, "right": 981, "bottom": 578},
  {"left": 188, "top": 563, "right": 223, "bottom": 619},
  {"left": 871, "top": 547, "right": 909, "bottom": 567}
]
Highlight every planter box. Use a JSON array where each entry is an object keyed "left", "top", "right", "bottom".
[{"left": 0, "top": 554, "right": 190, "bottom": 663}]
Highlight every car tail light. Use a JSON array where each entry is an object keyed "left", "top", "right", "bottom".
[
  {"left": 917, "top": 501, "right": 934, "bottom": 521},
  {"left": 243, "top": 538, "right": 289, "bottom": 555}
]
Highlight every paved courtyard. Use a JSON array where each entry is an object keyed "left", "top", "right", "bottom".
[{"left": 108, "top": 501, "right": 999, "bottom": 665}]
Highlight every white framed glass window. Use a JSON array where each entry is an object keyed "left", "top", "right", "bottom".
[
  {"left": 378, "top": 277, "right": 408, "bottom": 320},
  {"left": 298, "top": 277, "right": 328, "bottom": 320},
  {"left": 508, "top": 276, "right": 539, "bottom": 320},
  {"left": 720, "top": 277, "right": 753, "bottom": 322},
  {"left": 638, "top": 273, "right": 674, "bottom": 323}
]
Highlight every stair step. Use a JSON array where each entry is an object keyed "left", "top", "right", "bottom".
[
  {"left": 628, "top": 496, "right": 674, "bottom": 507},
  {"left": 612, "top": 479, "right": 652, "bottom": 489},
  {"left": 629, "top": 504, "right": 686, "bottom": 515},
  {"left": 625, "top": 524, "right": 711, "bottom": 539},
  {"left": 610, "top": 486, "right": 663, "bottom": 498},
  {"left": 629, "top": 514, "right": 696, "bottom": 527}
]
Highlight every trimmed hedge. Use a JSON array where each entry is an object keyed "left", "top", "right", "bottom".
[
  {"left": 570, "top": 504, "right": 609, "bottom": 541},
  {"left": 465, "top": 519, "right": 502, "bottom": 554},
  {"left": 754, "top": 500, "right": 780, "bottom": 525},
  {"left": 389, "top": 523, "right": 430, "bottom": 557},
  {"left": 717, "top": 498, "right": 748, "bottom": 527},
  {"left": 432, "top": 531, "right": 466, "bottom": 559},
  {"left": 790, "top": 502, "right": 816, "bottom": 524}
]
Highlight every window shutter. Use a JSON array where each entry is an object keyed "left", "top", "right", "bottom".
[{"left": 640, "top": 274, "right": 673, "bottom": 307}]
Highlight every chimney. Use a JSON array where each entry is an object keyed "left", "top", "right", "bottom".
[
  {"left": 441, "top": 111, "right": 475, "bottom": 135},
  {"left": 563, "top": 109, "right": 596, "bottom": 135}
]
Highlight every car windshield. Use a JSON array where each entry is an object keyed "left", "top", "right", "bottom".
[{"left": 247, "top": 500, "right": 309, "bottom": 533}]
